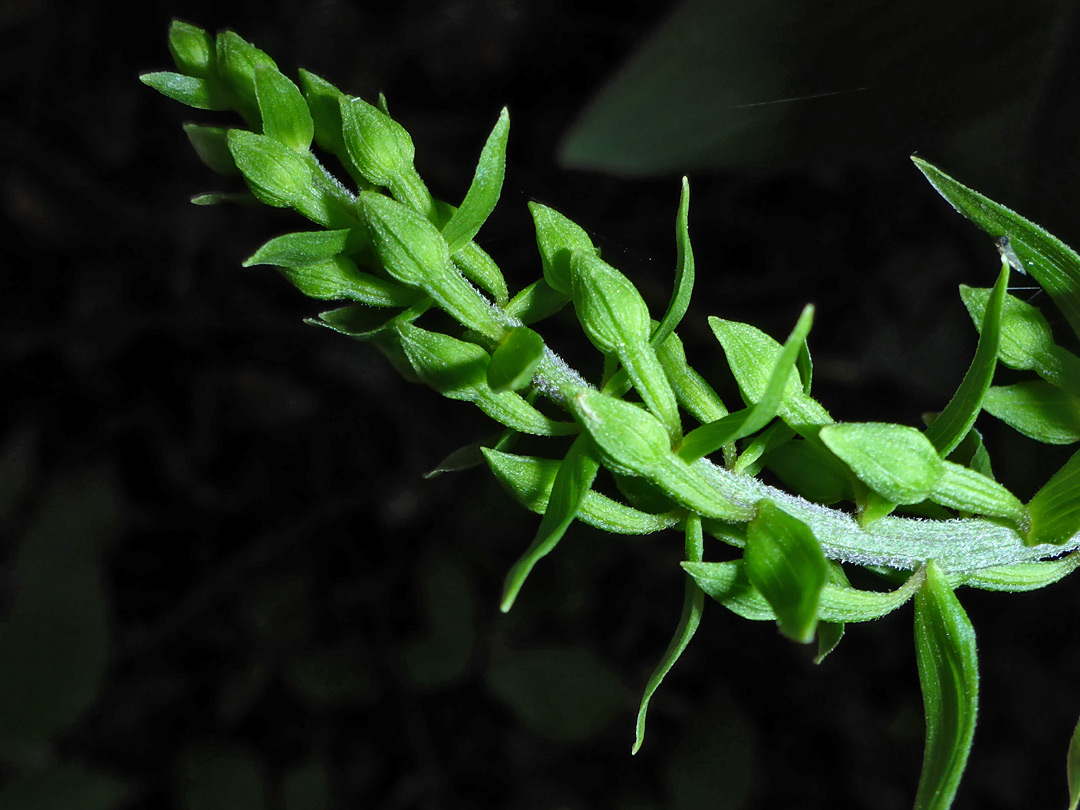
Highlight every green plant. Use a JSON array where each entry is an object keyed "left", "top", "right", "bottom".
[{"left": 142, "top": 21, "right": 1080, "bottom": 809}]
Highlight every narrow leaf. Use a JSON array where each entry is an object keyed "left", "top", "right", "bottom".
[
  {"left": 183, "top": 124, "right": 239, "bottom": 175},
  {"left": 914, "top": 156, "right": 1080, "bottom": 341},
  {"left": 254, "top": 66, "right": 314, "bottom": 152},
  {"left": 482, "top": 448, "right": 680, "bottom": 535},
  {"left": 139, "top": 71, "right": 228, "bottom": 110},
  {"left": 441, "top": 108, "right": 510, "bottom": 253},
  {"left": 924, "top": 262, "right": 1007, "bottom": 456},
  {"left": 500, "top": 435, "right": 600, "bottom": 612},
  {"left": 1026, "top": 448, "right": 1080, "bottom": 546},
  {"left": 680, "top": 305, "right": 813, "bottom": 461},
  {"left": 649, "top": 177, "right": 695, "bottom": 348},
  {"left": 744, "top": 500, "right": 827, "bottom": 643},
  {"left": 912, "top": 560, "right": 979, "bottom": 810},
  {"left": 983, "top": 381, "right": 1080, "bottom": 444},
  {"left": 633, "top": 513, "right": 704, "bottom": 755},
  {"left": 504, "top": 279, "right": 570, "bottom": 325},
  {"left": 656, "top": 331, "right": 729, "bottom": 425}
]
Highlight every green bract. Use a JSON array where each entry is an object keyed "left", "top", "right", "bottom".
[{"left": 145, "top": 25, "right": 1080, "bottom": 808}]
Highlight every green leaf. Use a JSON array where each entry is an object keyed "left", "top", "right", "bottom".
[
  {"left": 633, "top": 514, "right": 704, "bottom": 754},
  {"left": 820, "top": 422, "right": 943, "bottom": 504},
  {"left": 0, "top": 764, "right": 129, "bottom": 810},
  {"left": 923, "top": 262, "right": 1008, "bottom": 456},
  {"left": 243, "top": 229, "right": 357, "bottom": 268},
  {"left": 680, "top": 304, "right": 813, "bottom": 461},
  {"left": 482, "top": 448, "right": 680, "bottom": 535},
  {"left": 487, "top": 326, "right": 545, "bottom": 392},
  {"left": 360, "top": 191, "right": 503, "bottom": 339},
  {"left": 254, "top": 66, "right": 314, "bottom": 152},
  {"left": 914, "top": 156, "right": 1080, "bottom": 341},
  {"left": 571, "top": 391, "right": 752, "bottom": 521},
  {"left": 183, "top": 124, "right": 239, "bottom": 175},
  {"left": 297, "top": 69, "right": 363, "bottom": 181},
  {"left": 504, "top": 278, "right": 571, "bottom": 324},
  {"left": 1026, "top": 448, "right": 1080, "bottom": 546},
  {"left": 500, "top": 435, "right": 600, "bottom": 612},
  {"left": 484, "top": 646, "right": 627, "bottom": 742},
  {"left": 529, "top": 202, "right": 597, "bottom": 295},
  {"left": 649, "top": 177, "right": 695, "bottom": 348},
  {"left": 1068, "top": 713, "right": 1080, "bottom": 810},
  {"left": 931, "top": 461, "right": 1028, "bottom": 526},
  {"left": 572, "top": 252, "right": 681, "bottom": 438},
  {"left": 743, "top": 500, "right": 827, "bottom": 643},
  {"left": 168, "top": 20, "right": 215, "bottom": 78},
  {"left": 139, "top": 71, "right": 228, "bottom": 110},
  {"left": 912, "top": 560, "right": 979, "bottom": 810},
  {"left": 983, "top": 381, "right": 1080, "bottom": 444},
  {"left": 958, "top": 285, "right": 1057, "bottom": 371},
  {"left": 441, "top": 107, "right": 509, "bottom": 254},
  {"left": 215, "top": 30, "right": 278, "bottom": 126},
  {"left": 683, "top": 560, "right": 926, "bottom": 623},
  {"left": 710, "top": 315, "right": 832, "bottom": 428},
  {"left": 951, "top": 552, "right": 1080, "bottom": 592}
]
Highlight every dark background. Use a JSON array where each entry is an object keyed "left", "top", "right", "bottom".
[{"left": 5, "top": 0, "right": 1080, "bottom": 808}]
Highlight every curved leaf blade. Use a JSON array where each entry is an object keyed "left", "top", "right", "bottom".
[{"left": 912, "top": 560, "right": 979, "bottom": 810}]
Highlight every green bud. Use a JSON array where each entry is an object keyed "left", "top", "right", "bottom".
[
  {"left": 341, "top": 97, "right": 415, "bottom": 189},
  {"left": 572, "top": 391, "right": 670, "bottom": 477},
  {"left": 227, "top": 130, "right": 311, "bottom": 208},
  {"left": 168, "top": 21, "right": 215, "bottom": 78},
  {"left": 487, "top": 326, "right": 545, "bottom": 393},
  {"left": 570, "top": 252, "right": 651, "bottom": 354}
]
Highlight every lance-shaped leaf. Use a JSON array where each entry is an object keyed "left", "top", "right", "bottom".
[
  {"left": 396, "top": 323, "right": 577, "bottom": 437},
  {"left": 571, "top": 252, "right": 681, "bottom": 439},
  {"left": 482, "top": 448, "right": 680, "bottom": 535},
  {"left": 254, "top": 65, "right": 314, "bottom": 152},
  {"left": 914, "top": 156, "right": 1080, "bottom": 341},
  {"left": 683, "top": 559, "right": 927, "bottom": 624},
  {"left": 743, "top": 500, "right": 827, "bottom": 643},
  {"left": 360, "top": 191, "right": 504, "bottom": 340},
  {"left": 815, "top": 561, "right": 849, "bottom": 664},
  {"left": 139, "top": 71, "right": 230, "bottom": 111},
  {"left": 441, "top": 108, "right": 509, "bottom": 254},
  {"left": 710, "top": 315, "right": 832, "bottom": 429},
  {"left": 529, "top": 203, "right": 597, "bottom": 295},
  {"left": 1068, "top": 714, "right": 1080, "bottom": 810},
  {"left": 1026, "top": 448, "right": 1080, "bottom": 546},
  {"left": 912, "top": 560, "right": 979, "bottom": 810},
  {"left": 500, "top": 435, "right": 599, "bottom": 612},
  {"left": 923, "top": 262, "right": 1008, "bottom": 456},
  {"left": 244, "top": 229, "right": 359, "bottom": 268},
  {"left": 215, "top": 30, "right": 278, "bottom": 126},
  {"left": 982, "top": 381, "right": 1080, "bottom": 444},
  {"left": 183, "top": 124, "right": 238, "bottom": 176},
  {"left": 680, "top": 305, "right": 813, "bottom": 461},
  {"left": 487, "top": 326, "right": 545, "bottom": 393},
  {"left": 633, "top": 514, "right": 704, "bottom": 755},
  {"left": 276, "top": 256, "right": 420, "bottom": 307},
  {"left": 649, "top": 177, "right": 695, "bottom": 349},
  {"left": 505, "top": 279, "right": 571, "bottom": 325},
  {"left": 951, "top": 552, "right": 1080, "bottom": 592},
  {"left": 571, "top": 390, "right": 752, "bottom": 521}
]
